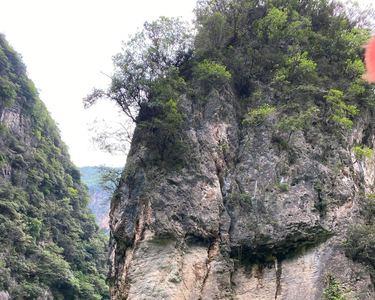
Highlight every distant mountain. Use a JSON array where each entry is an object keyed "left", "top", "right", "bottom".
[{"left": 80, "top": 166, "right": 119, "bottom": 232}]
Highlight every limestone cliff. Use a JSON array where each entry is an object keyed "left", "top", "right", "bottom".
[
  {"left": 105, "top": 1, "right": 375, "bottom": 299},
  {"left": 109, "top": 88, "right": 374, "bottom": 299}
]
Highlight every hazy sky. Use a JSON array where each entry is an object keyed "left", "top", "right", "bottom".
[
  {"left": 0, "top": 0, "right": 196, "bottom": 167},
  {"left": 0, "top": 0, "right": 372, "bottom": 167}
]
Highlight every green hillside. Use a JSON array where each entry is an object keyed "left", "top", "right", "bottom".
[{"left": 0, "top": 35, "right": 109, "bottom": 299}]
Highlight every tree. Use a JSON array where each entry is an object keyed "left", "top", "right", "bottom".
[
  {"left": 324, "top": 89, "right": 359, "bottom": 129},
  {"left": 99, "top": 167, "right": 122, "bottom": 195},
  {"left": 277, "top": 106, "right": 319, "bottom": 141},
  {"left": 84, "top": 17, "right": 193, "bottom": 122},
  {"left": 89, "top": 118, "right": 134, "bottom": 155},
  {"left": 243, "top": 104, "right": 276, "bottom": 126}
]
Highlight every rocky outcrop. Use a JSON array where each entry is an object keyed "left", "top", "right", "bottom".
[
  {"left": 109, "top": 87, "right": 374, "bottom": 299},
  {"left": 0, "top": 291, "right": 9, "bottom": 300}
]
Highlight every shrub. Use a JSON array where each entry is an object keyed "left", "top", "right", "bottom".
[
  {"left": 0, "top": 77, "right": 17, "bottom": 107},
  {"left": 324, "top": 89, "right": 359, "bottom": 129},
  {"left": 323, "top": 275, "right": 345, "bottom": 300},
  {"left": 193, "top": 59, "right": 231, "bottom": 93},
  {"left": 28, "top": 218, "right": 42, "bottom": 240},
  {"left": 243, "top": 104, "right": 276, "bottom": 126},
  {"left": 276, "top": 182, "right": 289, "bottom": 192},
  {"left": 140, "top": 98, "right": 186, "bottom": 168},
  {"left": 277, "top": 106, "right": 319, "bottom": 140},
  {"left": 255, "top": 7, "right": 288, "bottom": 42},
  {"left": 353, "top": 145, "right": 373, "bottom": 161},
  {"left": 228, "top": 192, "right": 253, "bottom": 204},
  {"left": 345, "top": 196, "right": 375, "bottom": 280},
  {"left": 286, "top": 51, "right": 317, "bottom": 82}
]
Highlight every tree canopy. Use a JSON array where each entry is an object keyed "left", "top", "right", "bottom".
[
  {"left": 84, "top": 17, "right": 193, "bottom": 122},
  {"left": 86, "top": 0, "right": 374, "bottom": 168}
]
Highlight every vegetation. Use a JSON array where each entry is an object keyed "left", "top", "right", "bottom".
[
  {"left": 276, "top": 182, "right": 290, "bottom": 192},
  {"left": 0, "top": 35, "right": 108, "bottom": 299},
  {"left": 277, "top": 106, "right": 319, "bottom": 141},
  {"left": 195, "top": 0, "right": 373, "bottom": 137},
  {"left": 0, "top": 77, "right": 16, "bottom": 107},
  {"left": 84, "top": 17, "right": 192, "bottom": 122},
  {"left": 86, "top": 0, "right": 374, "bottom": 172},
  {"left": 193, "top": 59, "right": 232, "bottom": 94},
  {"left": 0, "top": 0, "right": 373, "bottom": 296},
  {"left": 80, "top": 166, "right": 122, "bottom": 232},
  {"left": 323, "top": 275, "right": 346, "bottom": 300},
  {"left": 353, "top": 145, "right": 373, "bottom": 161},
  {"left": 324, "top": 89, "right": 359, "bottom": 129},
  {"left": 243, "top": 104, "right": 276, "bottom": 126},
  {"left": 345, "top": 195, "right": 375, "bottom": 281}
]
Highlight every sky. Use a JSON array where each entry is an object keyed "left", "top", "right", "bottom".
[
  {"left": 0, "top": 0, "right": 372, "bottom": 167},
  {"left": 0, "top": 0, "right": 196, "bottom": 167}
]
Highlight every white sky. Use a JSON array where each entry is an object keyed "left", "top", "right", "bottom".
[
  {"left": 0, "top": 0, "right": 196, "bottom": 167},
  {"left": 0, "top": 0, "right": 372, "bottom": 167}
]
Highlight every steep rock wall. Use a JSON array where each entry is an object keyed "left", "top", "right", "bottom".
[{"left": 109, "top": 88, "right": 374, "bottom": 299}]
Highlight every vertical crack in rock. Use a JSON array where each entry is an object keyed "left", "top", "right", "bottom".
[
  {"left": 198, "top": 240, "right": 218, "bottom": 300},
  {"left": 274, "top": 258, "right": 282, "bottom": 299}
]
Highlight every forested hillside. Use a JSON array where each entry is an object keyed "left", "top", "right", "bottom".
[{"left": 0, "top": 35, "right": 109, "bottom": 299}]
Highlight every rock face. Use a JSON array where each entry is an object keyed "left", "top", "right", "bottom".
[{"left": 109, "top": 88, "right": 374, "bottom": 299}]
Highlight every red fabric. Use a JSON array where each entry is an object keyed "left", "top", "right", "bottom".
[{"left": 364, "top": 36, "right": 375, "bottom": 83}]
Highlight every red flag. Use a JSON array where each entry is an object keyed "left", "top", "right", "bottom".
[{"left": 364, "top": 36, "right": 375, "bottom": 83}]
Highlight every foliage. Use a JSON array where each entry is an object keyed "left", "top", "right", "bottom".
[
  {"left": 195, "top": 12, "right": 229, "bottom": 58},
  {"left": 0, "top": 77, "right": 17, "bottom": 107},
  {"left": 194, "top": 0, "right": 374, "bottom": 127},
  {"left": 323, "top": 275, "right": 346, "bottom": 300},
  {"left": 98, "top": 167, "right": 122, "bottom": 194},
  {"left": 276, "top": 182, "right": 290, "bottom": 192},
  {"left": 193, "top": 59, "right": 232, "bottom": 93},
  {"left": 324, "top": 89, "right": 359, "bottom": 129},
  {"left": 346, "top": 223, "right": 375, "bottom": 269},
  {"left": 345, "top": 194, "right": 375, "bottom": 281},
  {"left": 277, "top": 106, "right": 319, "bottom": 140},
  {"left": 256, "top": 7, "right": 288, "bottom": 42},
  {"left": 140, "top": 97, "right": 186, "bottom": 167},
  {"left": 228, "top": 192, "right": 253, "bottom": 205},
  {"left": 84, "top": 17, "right": 192, "bottom": 122},
  {"left": 243, "top": 104, "right": 276, "bottom": 126},
  {"left": 85, "top": 18, "right": 192, "bottom": 169},
  {"left": 283, "top": 51, "right": 318, "bottom": 83},
  {"left": 0, "top": 35, "right": 109, "bottom": 299},
  {"left": 353, "top": 145, "right": 373, "bottom": 160},
  {"left": 87, "top": 0, "right": 375, "bottom": 175}
]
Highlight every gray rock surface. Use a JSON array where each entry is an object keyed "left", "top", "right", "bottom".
[{"left": 109, "top": 89, "right": 374, "bottom": 299}]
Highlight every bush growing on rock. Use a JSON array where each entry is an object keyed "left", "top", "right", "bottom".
[
  {"left": 193, "top": 59, "right": 232, "bottom": 93},
  {"left": 243, "top": 104, "right": 276, "bottom": 126}
]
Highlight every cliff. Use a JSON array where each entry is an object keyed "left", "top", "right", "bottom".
[
  {"left": 0, "top": 35, "right": 108, "bottom": 299},
  {"left": 106, "top": 1, "right": 375, "bottom": 299}
]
